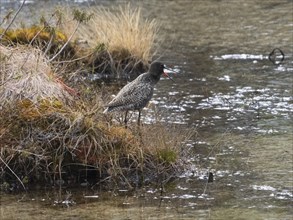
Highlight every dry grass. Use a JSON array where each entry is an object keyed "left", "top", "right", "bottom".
[
  {"left": 0, "top": 5, "right": 188, "bottom": 192},
  {"left": 0, "top": 45, "right": 73, "bottom": 105},
  {"left": 0, "top": 44, "right": 190, "bottom": 191},
  {"left": 1, "top": 5, "right": 159, "bottom": 78},
  {"left": 68, "top": 4, "right": 159, "bottom": 77},
  {"left": 80, "top": 5, "right": 158, "bottom": 62}
]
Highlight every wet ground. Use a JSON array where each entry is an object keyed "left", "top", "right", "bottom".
[{"left": 1, "top": 0, "right": 292, "bottom": 219}]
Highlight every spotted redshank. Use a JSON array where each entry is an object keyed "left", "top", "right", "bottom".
[{"left": 103, "top": 62, "right": 173, "bottom": 126}]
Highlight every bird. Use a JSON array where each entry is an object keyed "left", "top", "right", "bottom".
[{"left": 103, "top": 61, "right": 174, "bottom": 126}]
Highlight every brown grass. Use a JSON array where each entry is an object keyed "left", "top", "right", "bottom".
[
  {"left": 0, "top": 5, "right": 190, "bottom": 192},
  {"left": 1, "top": 5, "right": 159, "bottom": 78},
  {"left": 77, "top": 5, "right": 157, "bottom": 62},
  {"left": 65, "top": 4, "right": 159, "bottom": 77},
  {"left": 0, "top": 44, "right": 191, "bottom": 191},
  {"left": 0, "top": 45, "right": 73, "bottom": 105}
]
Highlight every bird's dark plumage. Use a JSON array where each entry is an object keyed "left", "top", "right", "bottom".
[{"left": 103, "top": 62, "right": 168, "bottom": 125}]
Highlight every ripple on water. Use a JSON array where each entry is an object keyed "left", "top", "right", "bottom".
[
  {"left": 211, "top": 54, "right": 268, "bottom": 60},
  {"left": 194, "top": 85, "right": 293, "bottom": 133},
  {"left": 252, "top": 185, "right": 293, "bottom": 201}
]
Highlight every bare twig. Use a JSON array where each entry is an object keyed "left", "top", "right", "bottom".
[
  {"left": 0, "top": 10, "right": 14, "bottom": 27},
  {"left": 56, "top": 51, "right": 95, "bottom": 63},
  {"left": 0, "top": 0, "right": 26, "bottom": 39},
  {"left": 49, "top": 9, "right": 93, "bottom": 62},
  {"left": 49, "top": 22, "right": 80, "bottom": 62},
  {"left": 0, "top": 155, "right": 26, "bottom": 190},
  {"left": 44, "top": 27, "right": 56, "bottom": 55}
]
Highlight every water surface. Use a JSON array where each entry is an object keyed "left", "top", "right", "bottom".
[{"left": 0, "top": 0, "right": 292, "bottom": 219}]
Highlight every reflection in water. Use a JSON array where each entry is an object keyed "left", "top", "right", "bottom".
[{"left": 0, "top": 0, "right": 292, "bottom": 219}]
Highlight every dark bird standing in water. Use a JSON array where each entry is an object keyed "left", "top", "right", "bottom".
[{"left": 103, "top": 62, "right": 174, "bottom": 126}]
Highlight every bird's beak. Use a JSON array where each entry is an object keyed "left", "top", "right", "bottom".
[
  {"left": 163, "top": 71, "right": 175, "bottom": 82},
  {"left": 163, "top": 65, "right": 175, "bottom": 82}
]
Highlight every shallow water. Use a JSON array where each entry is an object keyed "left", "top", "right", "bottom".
[{"left": 1, "top": 0, "right": 293, "bottom": 219}]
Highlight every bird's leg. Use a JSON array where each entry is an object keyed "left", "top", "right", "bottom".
[
  {"left": 137, "top": 110, "right": 141, "bottom": 126},
  {"left": 124, "top": 110, "right": 128, "bottom": 128}
]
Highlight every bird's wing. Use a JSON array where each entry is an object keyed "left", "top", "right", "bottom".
[{"left": 106, "top": 80, "right": 153, "bottom": 109}]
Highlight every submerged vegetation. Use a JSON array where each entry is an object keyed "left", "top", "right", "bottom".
[{"left": 0, "top": 5, "right": 191, "bottom": 192}]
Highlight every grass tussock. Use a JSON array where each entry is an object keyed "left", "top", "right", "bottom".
[
  {"left": 0, "top": 5, "right": 189, "bottom": 192},
  {"left": 1, "top": 5, "right": 159, "bottom": 79},
  {"left": 0, "top": 45, "right": 74, "bottom": 105},
  {"left": 70, "top": 4, "right": 159, "bottom": 78},
  {"left": 0, "top": 44, "right": 190, "bottom": 191},
  {"left": 81, "top": 5, "right": 157, "bottom": 61}
]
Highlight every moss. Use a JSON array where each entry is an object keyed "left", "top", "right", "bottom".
[
  {"left": 0, "top": 26, "right": 67, "bottom": 44},
  {"left": 0, "top": 27, "right": 75, "bottom": 59},
  {"left": 157, "top": 149, "right": 177, "bottom": 164},
  {"left": 106, "top": 126, "right": 137, "bottom": 147},
  {"left": 17, "top": 98, "right": 66, "bottom": 120}
]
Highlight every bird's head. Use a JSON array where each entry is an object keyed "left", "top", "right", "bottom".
[{"left": 149, "top": 62, "right": 174, "bottom": 82}]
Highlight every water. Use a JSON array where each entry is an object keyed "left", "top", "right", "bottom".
[{"left": 1, "top": 0, "right": 293, "bottom": 219}]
